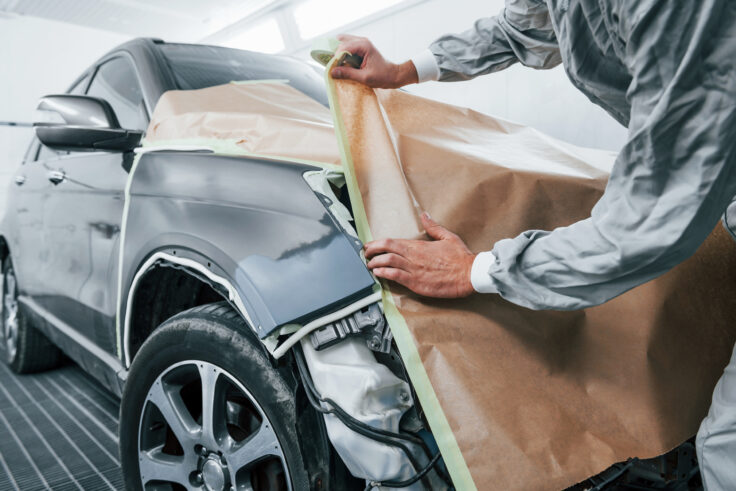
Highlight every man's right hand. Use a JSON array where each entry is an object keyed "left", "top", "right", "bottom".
[{"left": 331, "top": 34, "right": 419, "bottom": 89}]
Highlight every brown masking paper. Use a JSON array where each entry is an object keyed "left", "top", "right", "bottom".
[
  {"left": 147, "top": 81, "right": 341, "bottom": 166},
  {"left": 332, "top": 79, "right": 736, "bottom": 490}
]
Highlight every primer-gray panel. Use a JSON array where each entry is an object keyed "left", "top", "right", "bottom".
[{"left": 120, "top": 151, "right": 375, "bottom": 339}]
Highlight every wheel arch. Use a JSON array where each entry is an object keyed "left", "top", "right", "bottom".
[{"left": 123, "top": 248, "right": 258, "bottom": 368}]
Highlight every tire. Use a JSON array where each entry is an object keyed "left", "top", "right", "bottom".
[
  {"left": 1, "top": 257, "right": 61, "bottom": 373},
  {"left": 120, "top": 301, "right": 351, "bottom": 491}
]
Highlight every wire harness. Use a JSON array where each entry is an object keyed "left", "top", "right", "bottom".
[{"left": 293, "top": 345, "right": 452, "bottom": 489}]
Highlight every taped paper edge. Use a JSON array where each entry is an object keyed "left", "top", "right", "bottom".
[
  {"left": 141, "top": 138, "right": 342, "bottom": 172},
  {"left": 115, "top": 151, "right": 142, "bottom": 360},
  {"left": 229, "top": 79, "right": 290, "bottom": 85},
  {"left": 324, "top": 55, "right": 477, "bottom": 491}
]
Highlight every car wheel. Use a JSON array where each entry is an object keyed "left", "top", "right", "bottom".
[
  {"left": 1, "top": 257, "right": 61, "bottom": 373},
  {"left": 120, "top": 301, "right": 350, "bottom": 491}
]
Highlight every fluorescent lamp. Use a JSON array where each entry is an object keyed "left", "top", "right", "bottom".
[
  {"left": 293, "top": 0, "right": 404, "bottom": 40},
  {"left": 204, "top": 0, "right": 278, "bottom": 35},
  {"left": 222, "top": 17, "right": 285, "bottom": 54}
]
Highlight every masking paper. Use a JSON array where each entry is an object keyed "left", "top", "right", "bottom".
[
  {"left": 146, "top": 81, "right": 341, "bottom": 166},
  {"left": 143, "top": 77, "right": 736, "bottom": 490},
  {"left": 327, "top": 76, "right": 736, "bottom": 490}
]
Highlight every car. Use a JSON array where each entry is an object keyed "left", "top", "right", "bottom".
[
  {"left": 0, "top": 37, "right": 701, "bottom": 491},
  {"left": 0, "top": 37, "right": 454, "bottom": 491}
]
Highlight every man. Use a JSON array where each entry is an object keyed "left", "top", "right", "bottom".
[{"left": 331, "top": 0, "right": 736, "bottom": 489}]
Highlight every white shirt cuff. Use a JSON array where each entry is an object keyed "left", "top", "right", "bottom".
[
  {"left": 470, "top": 251, "right": 499, "bottom": 294},
  {"left": 410, "top": 49, "right": 440, "bottom": 83}
]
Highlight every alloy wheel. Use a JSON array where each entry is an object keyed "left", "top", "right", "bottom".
[
  {"left": 2, "top": 265, "right": 19, "bottom": 361},
  {"left": 138, "top": 360, "right": 291, "bottom": 491}
]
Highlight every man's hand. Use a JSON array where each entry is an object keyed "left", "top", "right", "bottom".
[
  {"left": 365, "top": 213, "right": 476, "bottom": 298},
  {"left": 331, "top": 34, "right": 418, "bottom": 88}
]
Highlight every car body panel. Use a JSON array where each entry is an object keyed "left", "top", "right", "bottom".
[
  {"left": 37, "top": 150, "right": 129, "bottom": 355},
  {"left": 119, "top": 151, "right": 375, "bottom": 346},
  {"left": 5, "top": 152, "right": 49, "bottom": 301},
  {"left": 19, "top": 295, "right": 126, "bottom": 396}
]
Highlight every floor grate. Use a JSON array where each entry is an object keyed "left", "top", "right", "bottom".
[{"left": 0, "top": 356, "right": 123, "bottom": 491}]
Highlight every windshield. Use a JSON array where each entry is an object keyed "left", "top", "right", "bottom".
[{"left": 158, "top": 43, "right": 328, "bottom": 106}]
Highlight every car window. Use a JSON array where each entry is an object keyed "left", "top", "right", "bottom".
[
  {"left": 68, "top": 73, "right": 91, "bottom": 95},
  {"left": 87, "top": 57, "right": 147, "bottom": 131},
  {"left": 23, "top": 137, "right": 41, "bottom": 164},
  {"left": 37, "top": 140, "right": 62, "bottom": 162},
  {"left": 159, "top": 43, "right": 328, "bottom": 106}
]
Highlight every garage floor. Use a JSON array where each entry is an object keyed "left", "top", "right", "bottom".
[
  {"left": 0, "top": 352, "right": 702, "bottom": 491},
  {"left": 0, "top": 357, "right": 123, "bottom": 491}
]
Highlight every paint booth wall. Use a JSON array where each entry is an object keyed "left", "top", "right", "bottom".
[
  {"left": 291, "top": 0, "right": 628, "bottom": 153},
  {"left": 0, "top": 15, "right": 129, "bottom": 212}
]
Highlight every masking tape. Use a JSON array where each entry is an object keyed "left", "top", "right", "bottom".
[
  {"left": 115, "top": 151, "right": 143, "bottom": 360},
  {"left": 141, "top": 138, "right": 342, "bottom": 172},
  {"left": 311, "top": 38, "right": 340, "bottom": 66},
  {"left": 311, "top": 37, "right": 362, "bottom": 68},
  {"left": 324, "top": 54, "right": 477, "bottom": 491},
  {"left": 230, "top": 79, "right": 290, "bottom": 85}
]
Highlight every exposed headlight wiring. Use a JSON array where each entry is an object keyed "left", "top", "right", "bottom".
[{"left": 293, "top": 345, "right": 452, "bottom": 489}]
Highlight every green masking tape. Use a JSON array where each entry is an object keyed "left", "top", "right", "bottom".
[
  {"left": 311, "top": 37, "right": 363, "bottom": 68},
  {"left": 323, "top": 56, "right": 477, "bottom": 490}
]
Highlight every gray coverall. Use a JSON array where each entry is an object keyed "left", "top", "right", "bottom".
[{"left": 425, "top": 0, "right": 736, "bottom": 488}]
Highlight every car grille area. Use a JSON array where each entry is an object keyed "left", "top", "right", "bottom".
[{"left": 0, "top": 359, "right": 123, "bottom": 490}]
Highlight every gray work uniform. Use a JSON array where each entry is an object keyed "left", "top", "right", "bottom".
[{"left": 427, "top": 0, "right": 736, "bottom": 488}]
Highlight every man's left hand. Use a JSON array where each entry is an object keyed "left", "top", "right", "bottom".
[{"left": 365, "top": 213, "right": 476, "bottom": 298}]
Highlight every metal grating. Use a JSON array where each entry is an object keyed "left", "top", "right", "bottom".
[{"left": 0, "top": 357, "right": 123, "bottom": 490}]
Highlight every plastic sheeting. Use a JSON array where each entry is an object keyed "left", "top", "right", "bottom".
[{"left": 326, "top": 70, "right": 736, "bottom": 490}]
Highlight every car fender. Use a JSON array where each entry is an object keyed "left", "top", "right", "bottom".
[{"left": 117, "top": 150, "right": 375, "bottom": 364}]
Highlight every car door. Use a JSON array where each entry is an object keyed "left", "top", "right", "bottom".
[
  {"left": 39, "top": 55, "right": 148, "bottom": 355},
  {"left": 7, "top": 139, "right": 49, "bottom": 302},
  {"left": 9, "top": 74, "right": 91, "bottom": 303}
]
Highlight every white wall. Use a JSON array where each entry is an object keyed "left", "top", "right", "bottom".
[
  {"left": 0, "top": 15, "right": 130, "bottom": 183},
  {"left": 290, "top": 0, "right": 628, "bottom": 152}
]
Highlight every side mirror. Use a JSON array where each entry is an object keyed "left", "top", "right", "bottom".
[{"left": 33, "top": 95, "right": 143, "bottom": 152}]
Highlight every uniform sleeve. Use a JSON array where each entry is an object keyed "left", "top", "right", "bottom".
[
  {"left": 479, "top": 0, "right": 736, "bottom": 310},
  {"left": 428, "top": 0, "right": 561, "bottom": 82}
]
